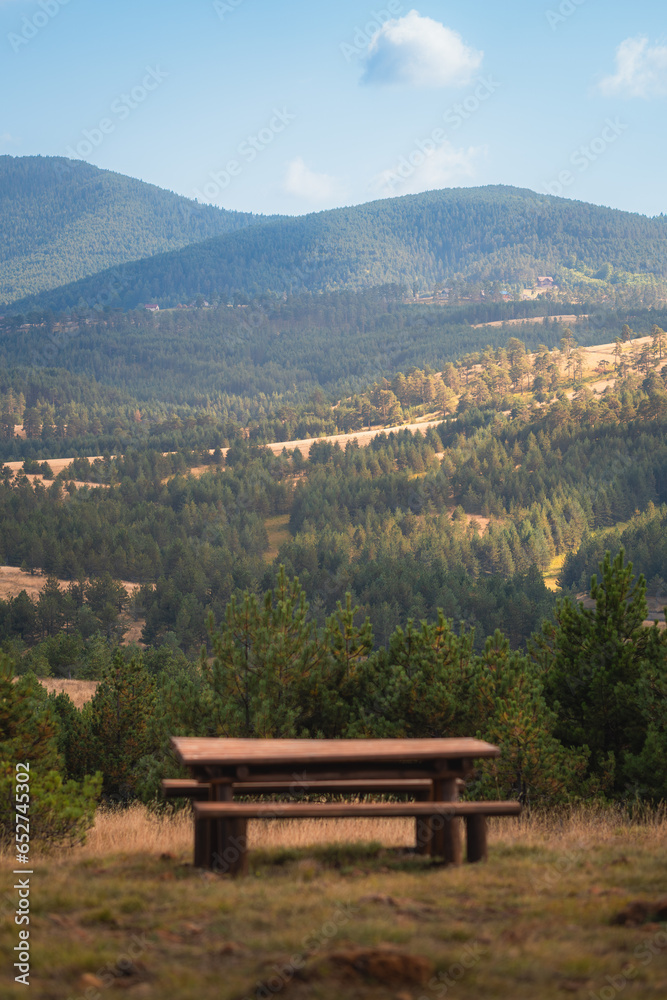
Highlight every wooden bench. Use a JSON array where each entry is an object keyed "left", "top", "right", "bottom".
[{"left": 192, "top": 799, "right": 521, "bottom": 874}]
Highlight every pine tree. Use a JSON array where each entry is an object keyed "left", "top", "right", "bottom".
[
  {"left": 541, "top": 549, "right": 662, "bottom": 790},
  {"left": 0, "top": 653, "right": 100, "bottom": 845},
  {"left": 468, "top": 632, "right": 589, "bottom": 805},
  {"left": 204, "top": 566, "right": 320, "bottom": 737},
  {"left": 89, "top": 651, "right": 159, "bottom": 799},
  {"left": 301, "top": 594, "right": 375, "bottom": 737}
]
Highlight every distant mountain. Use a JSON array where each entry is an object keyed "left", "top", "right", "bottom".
[
  {"left": 0, "top": 156, "right": 276, "bottom": 304},
  {"left": 7, "top": 178, "right": 667, "bottom": 314}
]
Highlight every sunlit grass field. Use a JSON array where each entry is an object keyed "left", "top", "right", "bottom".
[{"left": 2, "top": 806, "right": 667, "bottom": 999}]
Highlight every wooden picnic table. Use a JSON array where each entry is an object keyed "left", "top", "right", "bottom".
[
  {"left": 171, "top": 736, "right": 500, "bottom": 783},
  {"left": 170, "top": 737, "right": 514, "bottom": 872}
]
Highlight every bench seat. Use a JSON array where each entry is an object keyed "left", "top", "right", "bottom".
[
  {"left": 192, "top": 799, "right": 521, "bottom": 873},
  {"left": 194, "top": 800, "right": 520, "bottom": 819}
]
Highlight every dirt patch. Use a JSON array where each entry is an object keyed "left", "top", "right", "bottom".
[
  {"left": 611, "top": 899, "right": 667, "bottom": 926},
  {"left": 272, "top": 947, "right": 434, "bottom": 993},
  {"left": 316, "top": 947, "right": 433, "bottom": 985}
]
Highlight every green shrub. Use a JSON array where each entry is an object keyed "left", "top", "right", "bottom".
[{"left": 0, "top": 653, "right": 101, "bottom": 848}]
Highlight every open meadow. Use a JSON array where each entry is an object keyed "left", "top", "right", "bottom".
[{"left": 2, "top": 807, "right": 667, "bottom": 1000}]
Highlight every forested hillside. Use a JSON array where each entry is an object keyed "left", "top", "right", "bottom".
[
  {"left": 3, "top": 162, "right": 667, "bottom": 818},
  {"left": 0, "top": 289, "right": 603, "bottom": 412},
  {"left": 1, "top": 293, "right": 665, "bottom": 462},
  {"left": 11, "top": 182, "right": 667, "bottom": 313},
  {"left": 3, "top": 312, "right": 667, "bottom": 812},
  {"left": 2, "top": 366, "right": 666, "bottom": 656},
  {"left": 0, "top": 156, "right": 274, "bottom": 304}
]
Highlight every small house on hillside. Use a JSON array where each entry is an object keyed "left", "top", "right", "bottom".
[{"left": 144, "top": 303, "right": 160, "bottom": 312}]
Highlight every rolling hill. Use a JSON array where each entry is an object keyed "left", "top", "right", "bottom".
[
  {"left": 7, "top": 177, "right": 667, "bottom": 314},
  {"left": 0, "top": 155, "right": 276, "bottom": 304}
]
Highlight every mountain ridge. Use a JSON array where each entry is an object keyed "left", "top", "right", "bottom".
[
  {"left": 0, "top": 155, "right": 279, "bottom": 305},
  {"left": 4, "top": 158, "right": 667, "bottom": 313}
]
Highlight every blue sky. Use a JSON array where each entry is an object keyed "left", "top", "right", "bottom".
[{"left": 1, "top": 0, "right": 666, "bottom": 217}]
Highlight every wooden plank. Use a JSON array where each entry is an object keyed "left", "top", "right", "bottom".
[
  {"left": 193, "top": 801, "right": 521, "bottom": 819},
  {"left": 172, "top": 737, "right": 500, "bottom": 767},
  {"left": 162, "top": 779, "right": 210, "bottom": 800},
  {"left": 165, "top": 778, "right": 439, "bottom": 798},
  {"left": 234, "top": 779, "right": 435, "bottom": 795},
  {"left": 188, "top": 765, "right": 472, "bottom": 784}
]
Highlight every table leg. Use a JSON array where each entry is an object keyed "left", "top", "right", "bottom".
[
  {"left": 415, "top": 786, "right": 433, "bottom": 856},
  {"left": 466, "top": 814, "right": 488, "bottom": 863},
  {"left": 194, "top": 807, "right": 210, "bottom": 868},
  {"left": 432, "top": 778, "right": 462, "bottom": 865}
]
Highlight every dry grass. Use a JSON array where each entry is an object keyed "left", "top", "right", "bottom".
[
  {"left": 4, "top": 455, "right": 105, "bottom": 477},
  {"left": 14, "top": 801, "right": 665, "bottom": 867},
  {"left": 0, "top": 566, "right": 73, "bottom": 600},
  {"left": 3, "top": 803, "right": 667, "bottom": 1000},
  {"left": 36, "top": 677, "right": 99, "bottom": 708},
  {"left": 544, "top": 552, "right": 567, "bottom": 592},
  {"left": 0, "top": 565, "right": 140, "bottom": 600},
  {"left": 471, "top": 313, "right": 587, "bottom": 329},
  {"left": 263, "top": 513, "right": 291, "bottom": 563},
  {"left": 62, "top": 805, "right": 416, "bottom": 861}
]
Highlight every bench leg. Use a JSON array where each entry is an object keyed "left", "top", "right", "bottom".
[
  {"left": 432, "top": 778, "right": 462, "bottom": 865},
  {"left": 194, "top": 813, "right": 210, "bottom": 868},
  {"left": 229, "top": 819, "right": 248, "bottom": 875},
  {"left": 415, "top": 789, "right": 432, "bottom": 855},
  {"left": 465, "top": 814, "right": 487, "bottom": 863}
]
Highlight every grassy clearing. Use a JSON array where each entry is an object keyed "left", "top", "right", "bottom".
[
  {"left": 0, "top": 566, "right": 139, "bottom": 601},
  {"left": 544, "top": 553, "right": 566, "bottom": 592},
  {"left": 264, "top": 514, "right": 291, "bottom": 563},
  {"left": 2, "top": 806, "right": 667, "bottom": 999},
  {"left": 37, "top": 678, "right": 99, "bottom": 709}
]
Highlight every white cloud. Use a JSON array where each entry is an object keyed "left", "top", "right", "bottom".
[
  {"left": 362, "top": 10, "right": 483, "bottom": 88},
  {"left": 371, "top": 141, "right": 486, "bottom": 198},
  {"left": 283, "top": 157, "right": 343, "bottom": 205},
  {"left": 598, "top": 36, "right": 667, "bottom": 98},
  {"left": 0, "top": 132, "right": 21, "bottom": 145}
]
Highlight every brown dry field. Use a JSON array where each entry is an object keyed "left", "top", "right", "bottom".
[
  {"left": 158, "top": 417, "right": 446, "bottom": 483},
  {"left": 472, "top": 313, "right": 588, "bottom": 329},
  {"left": 36, "top": 677, "right": 99, "bottom": 708},
  {"left": 0, "top": 565, "right": 140, "bottom": 601},
  {"left": 258, "top": 417, "right": 445, "bottom": 459},
  {"left": 3, "top": 454, "right": 106, "bottom": 477}
]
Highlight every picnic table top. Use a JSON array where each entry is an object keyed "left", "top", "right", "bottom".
[{"left": 171, "top": 737, "right": 500, "bottom": 768}]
